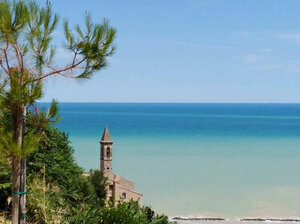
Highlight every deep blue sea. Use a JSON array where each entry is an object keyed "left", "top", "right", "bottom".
[{"left": 39, "top": 103, "right": 300, "bottom": 219}]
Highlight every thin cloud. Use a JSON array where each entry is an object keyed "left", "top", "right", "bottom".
[
  {"left": 169, "top": 41, "right": 235, "bottom": 50},
  {"left": 235, "top": 30, "right": 253, "bottom": 38},
  {"left": 255, "top": 63, "right": 300, "bottom": 73},
  {"left": 275, "top": 32, "right": 300, "bottom": 45},
  {"left": 240, "top": 54, "right": 265, "bottom": 63}
]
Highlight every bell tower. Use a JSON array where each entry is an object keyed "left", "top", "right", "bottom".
[{"left": 100, "top": 126, "right": 113, "bottom": 177}]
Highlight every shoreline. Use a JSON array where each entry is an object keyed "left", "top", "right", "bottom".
[{"left": 171, "top": 217, "right": 300, "bottom": 222}]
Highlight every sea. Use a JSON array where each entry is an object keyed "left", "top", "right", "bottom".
[{"left": 39, "top": 103, "right": 300, "bottom": 223}]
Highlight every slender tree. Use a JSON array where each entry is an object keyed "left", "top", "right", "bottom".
[{"left": 0, "top": 1, "right": 116, "bottom": 223}]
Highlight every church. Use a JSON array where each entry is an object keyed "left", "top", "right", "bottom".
[{"left": 100, "top": 126, "right": 143, "bottom": 203}]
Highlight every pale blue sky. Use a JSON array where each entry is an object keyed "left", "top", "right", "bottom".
[{"left": 40, "top": 0, "right": 300, "bottom": 103}]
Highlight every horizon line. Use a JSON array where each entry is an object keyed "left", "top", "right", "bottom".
[{"left": 37, "top": 101, "right": 300, "bottom": 104}]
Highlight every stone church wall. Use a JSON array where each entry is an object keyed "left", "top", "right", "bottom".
[{"left": 115, "top": 183, "right": 142, "bottom": 203}]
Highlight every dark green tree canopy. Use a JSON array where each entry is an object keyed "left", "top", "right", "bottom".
[{"left": 26, "top": 123, "right": 83, "bottom": 189}]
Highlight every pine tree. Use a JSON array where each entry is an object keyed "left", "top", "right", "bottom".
[{"left": 0, "top": 1, "right": 116, "bottom": 223}]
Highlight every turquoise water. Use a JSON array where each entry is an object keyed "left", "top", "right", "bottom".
[{"left": 40, "top": 103, "right": 300, "bottom": 218}]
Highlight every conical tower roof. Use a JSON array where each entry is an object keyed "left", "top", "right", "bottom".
[{"left": 100, "top": 126, "right": 113, "bottom": 143}]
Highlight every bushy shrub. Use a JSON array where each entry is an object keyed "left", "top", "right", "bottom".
[{"left": 0, "top": 152, "right": 11, "bottom": 211}]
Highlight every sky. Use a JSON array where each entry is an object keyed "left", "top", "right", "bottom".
[{"left": 39, "top": 0, "right": 300, "bottom": 103}]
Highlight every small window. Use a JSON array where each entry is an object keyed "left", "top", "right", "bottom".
[
  {"left": 122, "top": 192, "right": 126, "bottom": 199},
  {"left": 107, "top": 167, "right": 109, "bottom": 170},
  {"left": 106, "top": 147, "right": 110, "bottom": 157},
  {"left": 109, "top": 185, "right": 113, "bottom": 190}
]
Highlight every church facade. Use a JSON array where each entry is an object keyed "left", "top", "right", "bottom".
[{"left": 100, "top": 126, "right": 143, "bottom": 203}]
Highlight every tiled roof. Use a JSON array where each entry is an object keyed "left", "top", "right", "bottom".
[{"left": 101, "top": 126, "right": 113, "bottom": 143}]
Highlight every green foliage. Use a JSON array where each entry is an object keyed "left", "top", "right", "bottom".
[
  {"left": 67, "top": 199, "right": 171, "bottom": 224},
  {"left": 63, "top": 194, "right": 102, "bottom": 224},
  {"left": 142, "top": 206, "right": 170, "bottom": 224},
  {"left": 0, "top": 0, "right": 29, "bottom": 40},
  {"left": 64, "top": 13, "right": 116, "bottom": 79},
  {"left": 27, "top": 1, "right": 59, "bottom": 69},
  {"left": 90, "top": 170, "right": 107, "bottom": 201},
  {"left": 97, "top": 200, "right": 170, "bottom": 224},
  {"left": 27, "top": 124, "right": 83, "bottom": 191},
  {"left": 25, "top": 123, "right": 86, "bottom": 222},
  {"left": 0, "top": 151, "right": 10, "bottom": 211},
  {"left": 99, "top": 200, "right": 148, "bottom": 224},
  {"left": 2, "top": 68, "right": 43, "bottom": 106},
  {"left": 0, "top": 127, "right": 37, "bottom": 157},
  {"left": 26, "top": 178, "right": 64, "bottom": 224}
]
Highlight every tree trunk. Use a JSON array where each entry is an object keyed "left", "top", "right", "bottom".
[
  {"left": 19, "top": 105, "right": 27, "bottom": 224},
  {"left": 11, "top": 156, "right": 21, "bottom": 224},
  {"left": 19, "top": 157, "right": 26, "bottom": 224},
  {"left": 11, "top": 104, "right": 26, "bottom": 224}
]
